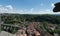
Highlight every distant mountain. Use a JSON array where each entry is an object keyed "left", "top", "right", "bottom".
[{"left": 0, "top": 13, "right": 60, "bottom": 16}]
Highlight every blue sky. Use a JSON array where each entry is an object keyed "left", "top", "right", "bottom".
[{"left": 0, "top": 0, "right": 60, "bottom": 14}]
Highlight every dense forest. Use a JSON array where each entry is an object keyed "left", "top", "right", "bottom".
[{"left": 1, "top": 14, "right": 60, "bottom": 24}]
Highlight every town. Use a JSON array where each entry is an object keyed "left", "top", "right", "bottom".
[{"left": 0, "top": 14, "right": 60, "bottom": 36}]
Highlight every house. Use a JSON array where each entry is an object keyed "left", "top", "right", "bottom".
[
  {"left": 47, "top": 24, "right": 57, "bottom": 30},
  {"left": 35, "top": 31, "right": 40, "bottom": 36},
  {"left": 15, "top": 28, "right": 27, "bottom": 36},
  {"left": 15, "top": 23, "right": 41, "bottom": 36},
  {"left": 40, "top": 31, "right": 52, "bottom": 36},
  {"left": 54, "top": 33, "right": 59, "bottom": 36}
]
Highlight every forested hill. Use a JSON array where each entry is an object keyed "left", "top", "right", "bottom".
[{"left": 1, "top": 13, "right": 60, "bottom": 24}]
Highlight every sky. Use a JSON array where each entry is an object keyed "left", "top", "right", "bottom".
[{"left": 0, "top": 0, "right": 60, "bottom": 14}]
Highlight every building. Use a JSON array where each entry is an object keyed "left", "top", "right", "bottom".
[{"left": 15, "top": 28, "right": 27, "bottom": 36}]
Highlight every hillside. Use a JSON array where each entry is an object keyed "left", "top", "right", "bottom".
[{"left": 0, "top": 13, "right": 60, "bottom": 36}]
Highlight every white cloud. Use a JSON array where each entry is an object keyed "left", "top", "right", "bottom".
[
  {"left": 6, "top": 5, "right": 13, "bottom": 10},
  {"left": 0, "top": 5, "right": 2, "bottom": 6},
  {"left": 38, "top": 9, "right": 60, "bottom": 14},
  {"left": 14, "top": 10, "right": 24, "bottom": 14},
  {"left": 51, "top": 3, "right": 55, "bottom": 7},
  {"left": 5, "top": 5, "right": 13, "bottom": 12},
  {"left": 0, "top": 5, "right": 13, "bottom": 13},
  {"left": 0, "top": 5, "right": 7, "bottom": 13},
  {"left": 30, "top": 8, "right": 34, "bottom": 12},
  {"left": 0, "top": 5, "right": 60, "bottom": 14},
  {"left": 45, "top": 9, "right": 51, "bottom": 12}
]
